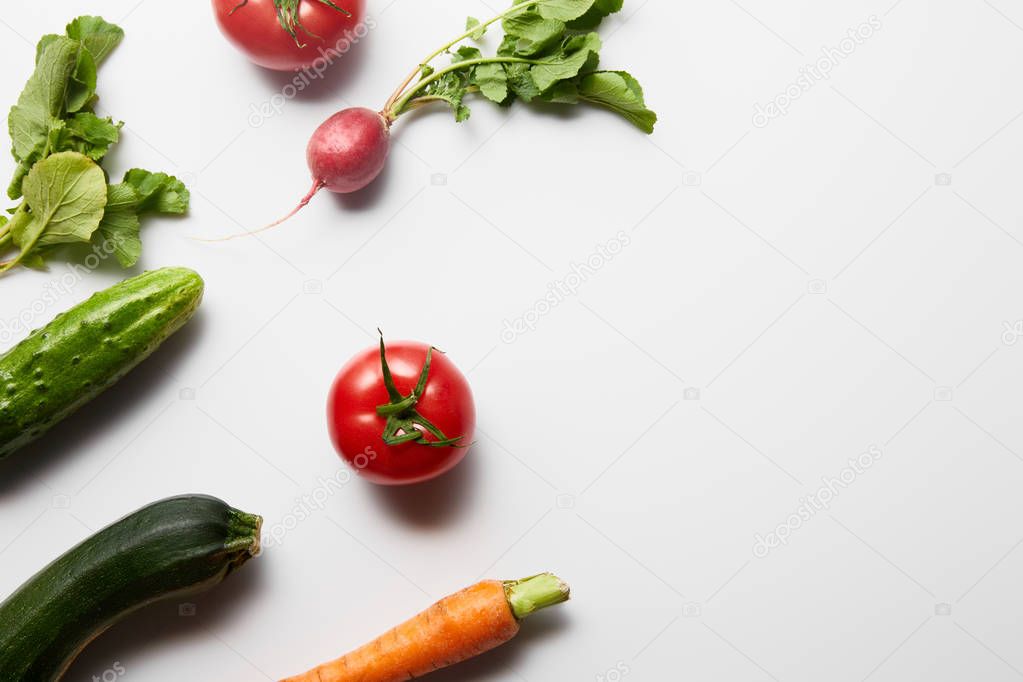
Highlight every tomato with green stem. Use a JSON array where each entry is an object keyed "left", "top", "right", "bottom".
[
  {"left": 212, "top": 0, "right": 364, "bottom": 71},
  {"left": 327, "top": 336, "right": 475, "bottom": 485}
]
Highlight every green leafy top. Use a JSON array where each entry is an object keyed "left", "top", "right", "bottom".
[
  {"left": 7, "top": 152, "right": 108, "bottom": 271},
  {"left": 0, "top": 17, "right": 189, "bottom": 276},
  {"left": 382, "top": 0, "right": 656, "bottom": 133},
  {"left": 97, "top": 169, "right": 191, "bottom": 268}
]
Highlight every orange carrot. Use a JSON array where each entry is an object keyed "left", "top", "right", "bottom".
[{"left": 281, "top": 573, "right": 570, "bottom": 682}]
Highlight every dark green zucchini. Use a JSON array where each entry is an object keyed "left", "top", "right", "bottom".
[
  {"left": 0, "top": 495, "right": 261, "bottom": 682},
  {"left": 0, "top": 267, "right": 203, "bottom": 459}
]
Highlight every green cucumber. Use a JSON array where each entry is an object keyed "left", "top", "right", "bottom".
[
  {"left": 0, "top": 495, "right": 262, "bottom": 681},
  {"left": 0, "top": 267, "right": 203, "bottom": 459}
]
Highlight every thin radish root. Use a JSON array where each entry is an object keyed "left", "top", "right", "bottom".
[
  {"left": 195, "top": 180, "right": 324, "bottom": 243},
  {"left": 200, "top": 108, "right": 389, "bottom": 243}
]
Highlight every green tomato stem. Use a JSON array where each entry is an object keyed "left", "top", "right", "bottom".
[
  {"left": 375, "top": 333, "right": 466, "bottom": 449},
  {"left": 376, "top": 393, "right": 418, "bottom": 416},
  {"left": 232, "top": 0, "right": 351, "bottom": 48}
]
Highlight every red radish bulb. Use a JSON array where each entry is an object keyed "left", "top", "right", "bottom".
[
  {"left": 249, "top": 107, "right": 391, "bottom": 232},
  {"left": 308, "top": 107, "right": 391, "bottom": 194}
]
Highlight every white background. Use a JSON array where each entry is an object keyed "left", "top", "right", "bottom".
[{"left": 2, "top": 1, "right": 1023, "bottom": 680}]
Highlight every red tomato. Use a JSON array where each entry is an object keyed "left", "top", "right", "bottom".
[
  {"left": 212, "top": 0, "right": 366, "bottom": 71},
  {"left": 327, "top": 339, "right": 476, "bottom": 485}
]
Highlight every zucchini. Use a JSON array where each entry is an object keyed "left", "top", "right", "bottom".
[
  {"left": 0, "top": 267, "right": 203, "bottom": 459},
  {"left": 0, "top": 495, "right": 262, "bottom": 681}
]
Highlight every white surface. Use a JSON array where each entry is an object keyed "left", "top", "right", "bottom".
[{"left": 2, "top": 1, "right": 1023, "bottom": 680}]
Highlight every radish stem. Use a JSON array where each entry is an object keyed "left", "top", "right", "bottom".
[
  {"left": 382, "top": 0, "right": 544, "bottom": 115},
  {"left": 390, "top": 56, "right": 538, "bottom": 117}
]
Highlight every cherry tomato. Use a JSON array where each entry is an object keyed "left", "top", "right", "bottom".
[
  {"left": 212, "top": 0, "right": 366, "bottom": 72},
  {"left": 327, "top": 338, "right": 476, "bottom": 486}
]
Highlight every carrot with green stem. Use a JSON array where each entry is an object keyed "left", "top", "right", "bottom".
[{"left": 282, "top": 573, "right": 570, "bottom": 682}]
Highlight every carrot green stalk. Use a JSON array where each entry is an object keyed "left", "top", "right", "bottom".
[{"left": 281, "top": 573, "right": 570, "bottom": 682}]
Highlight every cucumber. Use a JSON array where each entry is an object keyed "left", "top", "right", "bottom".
[
  {"left": 0, "top": 267, "right": 203, "bottom": 459},
  {"left": 0, "top": 495, "right": 262, "bottom": 681}
]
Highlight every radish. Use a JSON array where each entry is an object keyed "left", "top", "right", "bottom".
[
  {"left": 264, "top": 108, "right": 389, "bottom": 230},
  {"left": 246, "top": 0, "right": 657, "bottom": 235},
  {"left": 308, "top": 108, "right": 390, "bottom": 194}
]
